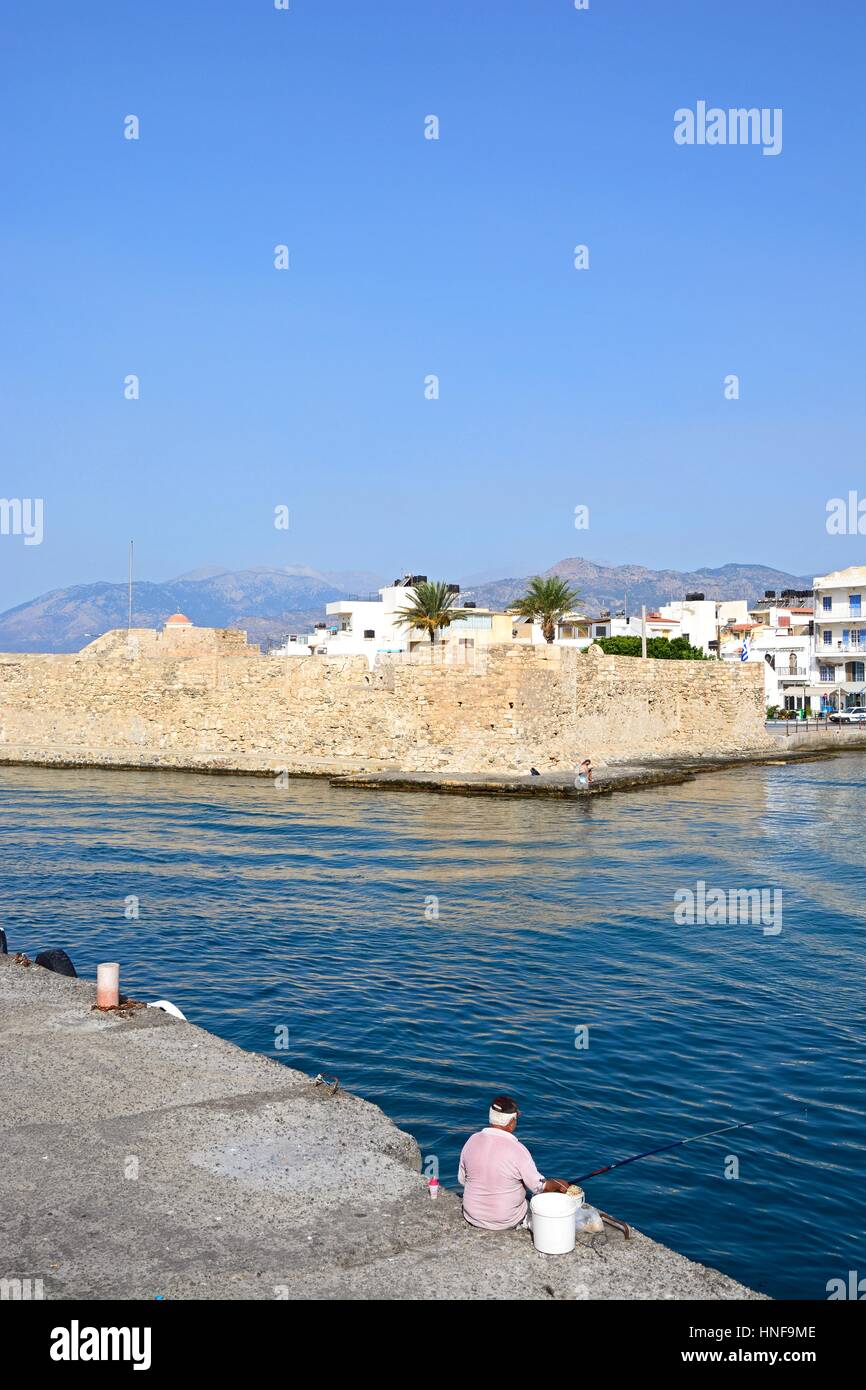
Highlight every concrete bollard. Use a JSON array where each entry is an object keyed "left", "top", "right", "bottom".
[{"left": 96, "top": 962, "right": 120, "bottom": 1009}]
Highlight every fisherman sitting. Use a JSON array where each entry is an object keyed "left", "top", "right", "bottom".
[{"left": 458, "top": 1095, "right": 569, "bottom": 1230}]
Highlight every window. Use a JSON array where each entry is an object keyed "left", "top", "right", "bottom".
[
  {"left": 851, "top": 594, "right": 862, "bottom": 615},
  {"left": 823, "top": 595, "right": 832, "bottom": 611},
  {"left": 823, "top": 629, "right": 831, "bottom": 645},
  {"left": 820, "top": 665, "right": 833, "bottom": 682},
  {"left": 363, "top": 629, "right": 375, "bottom": 639},
  {"left": 852, "top": 662, "right": 865, "bottom": 683},
  {"left": 450, "top": 615, "right": 492, "bottom": 631}
]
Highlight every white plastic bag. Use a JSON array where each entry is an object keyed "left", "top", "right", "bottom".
[{"left": 574, "top": 1204, "right": 604, "bottom": 1235}]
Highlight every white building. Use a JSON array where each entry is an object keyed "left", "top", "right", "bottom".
[
  {"left": 268, "top": 634, "right": 312, "bottom": 657},
  {"left": 267, "top": 576, "right": 424, "bottom": 661},
  {"left": 517, "top": 611, "right": 632, "bottom": 647},
  {"left": 322, "top": 583, "right": 411, "bottom": 657},
  {"left": 270, "top": 578, "right": 421, "bottom": 661},
  {"left": 720, "top": 601, "right": 813, "bottom": 712},
  {"left": 270, "top": 575, "right": 510, "bottom": 667},
  {"left": 810, "top": 565, "right": 866, "bottom": 713},
  {"left": 656, "top": 597, "right": 750, "bottom": 656},
  {"left": 557, "top": 597, "right": 750, "bottom": 655}
]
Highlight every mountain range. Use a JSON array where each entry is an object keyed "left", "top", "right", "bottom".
[
  {"left": 463, "top": 558, "right": 815, "bottom": 615},
  {"left": 0, "top": 559, "right": 815, "bottom": 654}
]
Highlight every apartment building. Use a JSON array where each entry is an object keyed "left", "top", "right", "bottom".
[
  {"left": 720, "top": 598, "right": 813, "bottom": 711},
  {"left": 810, "top": 565, "right": 866, "bottom": 713},
  {"left": 656, "top": 596, "right": 750, "bottom": 656},
  {"left": 272, "top": 575, "right": 511, "bottom": 666}
]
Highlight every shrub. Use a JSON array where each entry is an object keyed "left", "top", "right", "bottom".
[{"left": 590, "top": 635, "right": 708, "bottom": 661}]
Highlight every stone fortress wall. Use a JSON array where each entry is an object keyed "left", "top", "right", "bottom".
[{"left": 0, "top": 626, "right": 771, "bottom": 776}]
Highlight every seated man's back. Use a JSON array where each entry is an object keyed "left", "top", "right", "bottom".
[{"left": 459, "top": 1096, "right": 549, "bottom": 1230}]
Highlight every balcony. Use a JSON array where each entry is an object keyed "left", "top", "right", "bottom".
[
  {"left": 777, "top": 667, "right": 810, "bottom": 680},
  {"left": 817, "top": 642, "right": 866, "bottom": 657},
  {"left": 817, "top": 606, "right": 865, "bottom": 620}
]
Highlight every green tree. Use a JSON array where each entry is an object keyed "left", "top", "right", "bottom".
[
  {"left": 511, "top": 576, "right": 581, "bottom": 643},
  {"left": 394, "top": 580, "right": 469, "bottom": 644},
  {"left": 591, "top": 635, "right": 708, "bottom": 660}
]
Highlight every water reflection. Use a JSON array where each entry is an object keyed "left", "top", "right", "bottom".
[{"left": 0, "top": 759, "right": 864, "bottom": 1299}]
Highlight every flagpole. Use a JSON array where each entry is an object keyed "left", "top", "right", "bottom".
[{"left": 127, "top": 541, "right": 134, "bottom": 631}]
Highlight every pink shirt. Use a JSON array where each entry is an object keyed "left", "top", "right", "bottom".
[{"left": 458, "top": 1127, "right": 545, "bottom": 1230}]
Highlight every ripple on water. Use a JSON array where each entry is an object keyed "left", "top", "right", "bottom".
[{"left": 1, "top": 759, "right": 864, "bottom": 1299}]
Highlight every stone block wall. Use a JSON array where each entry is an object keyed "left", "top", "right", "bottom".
[{"left": 0, "top": 635, "right": 770, "bottom": 776}]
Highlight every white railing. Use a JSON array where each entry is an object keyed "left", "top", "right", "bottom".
[{"left": 818, "top": 641, "right": 865, "bottom": 654}]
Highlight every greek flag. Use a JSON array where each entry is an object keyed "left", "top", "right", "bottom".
[{"left": 740, "top": 636, "right": 750, "bottom": 662}]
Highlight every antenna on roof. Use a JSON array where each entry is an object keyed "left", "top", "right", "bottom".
[{"left": 127, "top": 541, "right": 134, "bottom": 630}]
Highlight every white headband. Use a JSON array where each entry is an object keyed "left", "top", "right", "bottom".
[{"left": 489, "top": 1106, "right": 516, "bottom": 1127}]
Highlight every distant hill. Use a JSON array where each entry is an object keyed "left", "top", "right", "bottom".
[
  {"left": 462, "top": 558, "right": 815, "bottom": 616},
  {"left": 0, "top": 558, "right": 814, "bottom": 654},
  {"left": 0, "top": 566, "right": 386, "bottom": 654}
]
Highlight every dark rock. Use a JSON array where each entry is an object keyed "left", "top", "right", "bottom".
[{"left": 34, "top": 948, "right": 77, "bottom": 977}]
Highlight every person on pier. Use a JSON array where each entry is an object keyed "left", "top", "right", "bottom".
[{"left": 458, "top": 1095, "right": 569, "bottom": 1230}]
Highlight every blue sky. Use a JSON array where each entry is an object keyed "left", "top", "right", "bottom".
[{"left": 1, "top": 0, "right": 865, "bottom": 607}]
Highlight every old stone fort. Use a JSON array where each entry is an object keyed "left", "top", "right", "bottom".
[{"left": 0, "top": 615, "right": 769, "bottom": 776}]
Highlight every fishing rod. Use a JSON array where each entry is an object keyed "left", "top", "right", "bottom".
[{"left": 573, "top": 1108, "right": 807, "bottom": 1184}]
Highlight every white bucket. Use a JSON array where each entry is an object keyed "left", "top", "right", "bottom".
[{"left": 529, "top": 1193, "right": 579, "bottom": 1254}]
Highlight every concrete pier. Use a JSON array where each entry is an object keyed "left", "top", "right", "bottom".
[
  {"left": 4, "top": 736, "right": 866, "bottom": 803},
  {"left": 0, "top": 955, "right": 763, "bottom": 1300}
]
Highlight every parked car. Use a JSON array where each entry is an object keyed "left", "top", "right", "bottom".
[{"left": 828, "top": 707, "right": 866, "bottom": 724}]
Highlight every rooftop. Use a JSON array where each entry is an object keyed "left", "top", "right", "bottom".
[{"left": 813, "top": 566, "right": 866, "bottom": 587}]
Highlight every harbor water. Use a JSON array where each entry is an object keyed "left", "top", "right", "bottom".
[{"left": 1, "top": 758, "right": 863, "bottom": 1300}]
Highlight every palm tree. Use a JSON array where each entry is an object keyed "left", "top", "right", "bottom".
[
  {"left": 511, "top": 576, "right": 581, "bottom": 644},
  {"left": 394, "top": 580, "right": 469, "bottom": 645}
]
